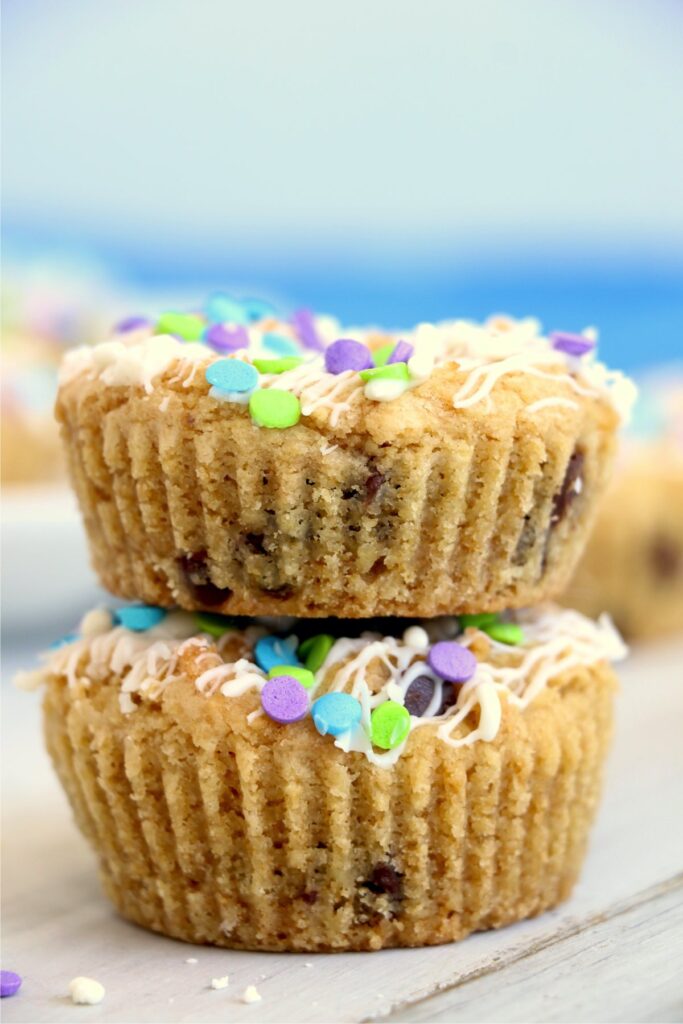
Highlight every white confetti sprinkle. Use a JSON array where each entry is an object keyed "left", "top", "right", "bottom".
[
  {"left": 210, "top": 976, "right": 229, "bottom": 990},
  {"left": 242, "top": 984, "right": 262, "bottom": 1004},
  {"left": 68, "top": 977, "right": 105, "bottom": 1005},
  {"left": 185, "top": 957, "right": 198, "bottom": 964}
]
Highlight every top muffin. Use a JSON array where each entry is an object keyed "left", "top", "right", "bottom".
[{"left": 56, "top": 298, "right": 635, "bottom": 617}]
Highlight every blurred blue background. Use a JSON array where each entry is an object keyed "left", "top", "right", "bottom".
[{"left": 3, "top": 0, "right": 683, "bottom": 370}]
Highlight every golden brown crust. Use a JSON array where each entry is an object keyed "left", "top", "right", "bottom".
[
  {"left": 56, "top": 359, "right": 620, "bottom": 617},
  {"left": 43, "top": 657, "right": 616, "bottom": 951}
]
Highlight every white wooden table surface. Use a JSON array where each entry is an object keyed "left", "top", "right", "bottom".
[{"left": 2, "top": 635, "right": 683, "bottom": 1024}]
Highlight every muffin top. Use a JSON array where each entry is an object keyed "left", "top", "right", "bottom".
[
  {"left": 58, "top": 297, "right": 636, "bottom": 440},
  {"left": 19, "top": 603, "right": 626, "bottom": 768}
]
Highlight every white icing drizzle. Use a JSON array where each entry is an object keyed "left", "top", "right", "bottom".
[
  {"left": 58, "top": 313, "right": 636, "bottom": 425},
  {"left": 20, "top": 606, "right": 626, "bottom": 764},
  {"left": 525, "top": 396, "right": 580, "bottom": 415}
]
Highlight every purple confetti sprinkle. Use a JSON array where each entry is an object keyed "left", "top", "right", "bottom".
[
  {"left": 427, "top": 641, "right": 477, "bottom": 683},
  {"left": 204, "top": 323, "right": 249, "bottom": 353},
  {"left": 387, "top": 339, "right": 414, "bottom": 365},
  {"left": 550, "top": 331, "right": 595, "bottom": 357},
  {"left": 325, "top": 338, "right": 374, "bottom": 374},
  {"left": 290, "top": 308, "right": 325, "bottom": 351},
  {"left": 261, "top": 676, "right": 309, "bottom": 724},
  {"left": 114, "top": 315, "right": 150, "bottom": 334},
  {"left": 1, "top": 971, "right": 22, "bottom": 998}
]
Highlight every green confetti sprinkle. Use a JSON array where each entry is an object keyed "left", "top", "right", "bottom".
[
  {"left": 193, "top": 612, "right": 236, "bottom": 638},
  {"left": 156, "top": 312, "right": 205, "bottom": 341},
  {"left": 252, "top": 356, "right": 304, "bottom": 374},
  {"left": 359, "top": 362, "right": 410, "bottom": 383},
  {"left": 460, "top": 613, "right": 500, "bottom": 630},
  {"left": 370, "top": 700, "right": 411, "bottom": 750},
  {"left": 267, "top": 664, "right": 316, "bottom": 688},
  {"left": 298, "top": 634, "right": 335, "bottom": 673},
  {"left": 484, "top": 622, "right": 525, "bottom": 646},
  {"left": 372, "top": 343, "right": 395, "bottom": 367},
  {"left": 249, "top": 388, "right": 301, "bottom": 428}
]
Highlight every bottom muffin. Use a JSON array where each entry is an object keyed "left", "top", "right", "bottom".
[{"left": 21, "top": 605, "right": 625, "bottom": 952}]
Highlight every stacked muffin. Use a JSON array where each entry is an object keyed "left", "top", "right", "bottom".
[{"left": 20, "top": 303, "right": 635, "bottom": 951}]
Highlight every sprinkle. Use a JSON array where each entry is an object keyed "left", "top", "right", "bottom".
[
  {"left": 1, "top": 971, "right": 22, "bottom": 998},
  {"left": 290, "top": 308, "right": 324, "bottom": 351},
  {"left": 242, "top": 985, "right": 262, "bottom": 1004},
  {"left": 550, "top": 331, "right": 595, "bottom": 357},
  {"left": 427, "top": 641, "right": 477, "bottom": 683},
  {"left": 205, "top": 293, "right": 249, "bottom": 325},
  {"left": 460, "top": 613, "right": 498, "bottom": 630},
  {"left": 267, "top": 665, "right": 315, "bottom": 688},
  {"left": 407, "top": 353, "right": 434, "bottom": 380},
  {"left": 485, "top": 622, "right": 525, "bottom": 646},
  {"left": 311, "top": 692, "right": 362, "bottom": 736},
  {"left": 387, "top": 340, "right": 414, "bottom": 364},
  {"left": 243, "top": 298, "right": 277, "bottom": 322},
  {"left": 298, "top": 634, "right": 335, "bottom": 672},
  {"left": 249, "top": 388, "right": 301, "bottom": 428},
  {"left": 372, "top": 343, "right": 395, "bottom": 367},
  {"left": 254, "top": 635, "right": 301, "bottom": 673},
  {"left": 252, "top": 356, "right": 304, "bottom": 374},
  {"left": 359, "top": 362, "right": 410, "bottom": 383},
  {"left": 325, "top": 338, "right": 373, "bottom": 374},
  {"left": 115, "top": 604, "right": 167, "bottom": 632},
  {"left": 204, "top": 323, "right": 249, "bottom": 353},
  {"left": 402, "top": 626, "right": 430, "bottom": 650},
  {"left": 262, "top": 676, "right": 309, "bottom": 723},
  {"left": 185, "top": 958, "right": 198, "bottom": 964},
  {"left": 364, "top": 378, "right": 411, "bottom": 401},
  {"left": 193, "top": 612, "right": 235, "bottom": 637},
  {"left": 114, "top": 315, "right": 150, "bottom": 333},
  {"left": 370, "top": 701, "right": 411, "bottom": 750},
  {"left": 403, "top": 675, "right": 436, "bottom": 717},
  {"left": 205, "top": 358, "right": 258, "bottom": 394},
  {"left": 69, "top": 977, "right": 105, "bottom": 1005},
  {"left": 156, "top": 311, "right": 205, "bottom": 341},
  {"left": 263, "top": 333, "right": 299, "bottom": 357},
  {"left": 210, "top": 976, "right": 229, "bottom": 990},
  {"left": 49, "top": 632, "right": 79, "bottom": 649}
]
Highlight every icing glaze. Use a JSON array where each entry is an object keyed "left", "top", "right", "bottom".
[
  {"left": 59, "top": 311, "right": 637, "bottom": 425},
  {"left": 19, "top": 605, "right": 626, "bottom": 767}
]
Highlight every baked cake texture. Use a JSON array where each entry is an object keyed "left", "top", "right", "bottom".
[
  {"left": 20, "top": 602, "right": 625, "bottom": 951},
  {"left": 55, "top": 306, "right": 635, "bottom": 618}
]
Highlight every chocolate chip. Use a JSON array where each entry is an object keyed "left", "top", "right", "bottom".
[
  {"left": 365, "top": 467, "right": 386, "bottom": 502},
  {"left": 650, "top": 536, "right": 681, "bottom": 580},
  {"left": 551, "top": 450, "right": 585, "bottom": 526},
  {"left": 513, "top": 515, "right": 536, "bottom": 566},
  {"left": 403, "top": 675, "right": 436, "bottom": 717},
  {"left": 342, "top": 486, "right": 360, "bottom": 500},
  {"left": 245, "top": 532, "right": 267, "bottom": 555},
  {"left": 437, "top": 682, "right": 460, "bottom": 716},
  {"left": 299, "top": 891, "right": 318, "bottom": 905},
  {"left": 369, "top": 557, "right": 386, "bottom": 577},
  {"left": 362, "top": 862, "right": 403, "bottom": 898},
  {"left": 178, "top": 552, "right": 232, "bottom": 607}
]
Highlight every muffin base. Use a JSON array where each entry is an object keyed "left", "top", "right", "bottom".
[
  {"left": 56, "top": 360, "right": 619, "bottom": 617},
  {"left": 42, "top": 660, "right": 616, "bottom": 952}
]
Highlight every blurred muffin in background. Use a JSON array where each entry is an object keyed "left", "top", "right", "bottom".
[
  {"left": 1, "top": 261, "right": 122, "bottom": 485},
  {"left": 563, "top": 368, "right": 683, "bottom": 640}
]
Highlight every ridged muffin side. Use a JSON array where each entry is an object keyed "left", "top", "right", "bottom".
[
  {"left": 42, "top": 654, "right": 616, "bottom": 952},
  {"left": 56, "top": 358, "right": 620, "bottom": 617}
]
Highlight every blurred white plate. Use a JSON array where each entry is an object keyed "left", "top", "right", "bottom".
[{"left": 1, "top": 484, "right": 105, "bottom": 639}]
